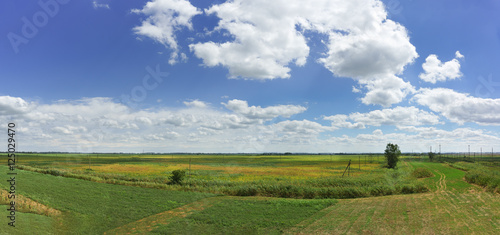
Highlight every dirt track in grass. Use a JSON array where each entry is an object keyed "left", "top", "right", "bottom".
[
  {"left": 104, "top": 196, "right": 223, "bottom": 235},
  {"left": 287, "top": 163, "right": 500, "bottom": 234}
]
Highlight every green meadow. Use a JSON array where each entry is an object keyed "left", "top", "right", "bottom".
[{"left": 1, "top": 153, "right": 499, "bottom": 234}]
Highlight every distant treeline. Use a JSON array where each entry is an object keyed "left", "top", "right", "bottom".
[{"left": 4, "top": 151, "right": 497, "bottom": 156}]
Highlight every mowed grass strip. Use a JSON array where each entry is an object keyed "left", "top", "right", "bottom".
[
  {"left": 292, "top": 184, "right": 500, "bottom": 234},
  {"left": 0, "top": 166, "right": 215, "bottom": 234},
  {"left": 290, "top": 162, "right": 500, "bottom": 234},
  {"left": 151, "top": 196, "right": 336, "bottom": 234}
]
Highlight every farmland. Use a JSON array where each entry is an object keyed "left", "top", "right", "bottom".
[
  {"left": 14, "top": 153, "right": 428, "bottom": 198},
  {"left": 1, "top": 153, "right": 499, "bottom": 234}
]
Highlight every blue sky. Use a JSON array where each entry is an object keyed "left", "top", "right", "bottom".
[{"left": 1, "top": 0, "right": 500, "bottom": 153}]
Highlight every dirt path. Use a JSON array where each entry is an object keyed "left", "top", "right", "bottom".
[
  {"left": 435, "top": 170, "right": 447, "bottom": 192},
  {"left": 104, "top": 196, "right": 223, "bottom": 235},
  {"left": 288, "top": 163, "right": 500, "bottom": 234}
]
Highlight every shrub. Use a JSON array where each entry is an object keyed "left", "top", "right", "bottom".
[
  {"left": 235, "top": 186, "right": 258, "bottom": 196},
  {"left": 396, "top": 183, "right": 428, "bottom": 194},
  {"left": 412, "top": 167, "right": 434, "bottom": 178},
  {"left": 384, "top": 143, "right": 401, "bottom": 169},
  {"left": 169, "top": 170, "right": 186, "bottom": 185}
]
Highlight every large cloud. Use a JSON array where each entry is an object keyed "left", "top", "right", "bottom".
[
  {"left": 324, "top": 106, "right": 441, "bottom": 128},
  {"left": 188, "top": 0, "right": 417, "bottom": 106},
  {"left": 0, "top": 96, "right": 31, "bottom": 115},
  {"left": 190, "top": 0, "right": 310, "bottom": 79},
  {"left": 318, "top": 19, "right": 416, "bottom": 79},
  {"left": 132, "top": 0, "right": 201, "bottom": 64},
  {"left": 419, "top": 51, "right": 464, "bottom": 84},
  {"left": 413, "top": 88, "right": 500, "bottom": 125}
]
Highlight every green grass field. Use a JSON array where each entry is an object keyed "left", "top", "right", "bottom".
[
  {"left": 1, "top": 153, "right": 499, "bottom": 234},
  {"left": 14, "top": 153, "right": 428, "bottom": 199},
  {"left": 0, "top": 165, "right": 215, "bottom": 234}
]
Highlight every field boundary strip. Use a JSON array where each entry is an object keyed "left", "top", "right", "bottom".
[{"left": 0, "top": 188, "right": 62, "bottom": 217}]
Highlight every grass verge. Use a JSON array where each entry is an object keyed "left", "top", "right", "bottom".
[
  {"left": 151, "top": 197, "right": 336, "bottom": 234},
  {"left": 0, "top": 165, "right": 215, "bottom": 234}
]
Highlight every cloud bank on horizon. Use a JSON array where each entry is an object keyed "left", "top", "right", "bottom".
[{"left": 1, "top": 0, "right": 500, "bottom": 153}]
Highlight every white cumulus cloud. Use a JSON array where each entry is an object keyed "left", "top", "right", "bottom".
[
  {"left": 0, "top": 96, "right": 32, "bottom": 115},
  {"left": 132, "top": 0, "right": 201, "bottom": 64},
  {"left": 419, "top": 51, "right": 463, "bottom": 83},
  {"left": 189, "top": 0, "right": 417, "bottom": 106},
  {"left": 360, "top": 75, "right": 415, "bottom": 107},
  {"left": 413, "top": 88, "right": 500, "bottom": 125}
]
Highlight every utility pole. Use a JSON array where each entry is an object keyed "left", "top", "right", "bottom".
[
  {"left": 439, "top": 144, "right": 441, "bottom": 160},
  {"left": 468, "top": 145, "right": 470, "bottom": 157}
]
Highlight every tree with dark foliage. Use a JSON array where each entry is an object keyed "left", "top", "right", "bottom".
[{"left": 384, "top": 143, "right": 401, "bottom": 169}]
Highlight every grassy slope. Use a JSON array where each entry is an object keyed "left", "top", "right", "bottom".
[
  {"left": 289, "top": 162, "right": 500, "bottom": 234},
  {"left": 0, "top": 166, "right": 215, "bottom": 234},
  {"left": 4, "top": 155, "right": 499, "bottom": 234},
  {"left": 151, "top": 197, "right": 336, "bottom": 234}
]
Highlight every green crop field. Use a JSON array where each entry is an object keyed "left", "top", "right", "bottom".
[
  {"left": 1, "top": 153, "right": 499, "bottom": 234},
  {"left": 13, "top": 153, "right": 428, "bottom": 198}
]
